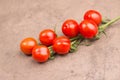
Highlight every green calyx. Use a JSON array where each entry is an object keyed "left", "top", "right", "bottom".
[{"left": 48, "top": 46, "right": 55, "bottom": 60}]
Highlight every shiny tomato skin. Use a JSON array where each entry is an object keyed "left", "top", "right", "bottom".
[
  {"left": 20, "top": 37, "right": 37, "bottom": 55},
  {"left": 62, "top": 19, "right": 79, "bottom": 38},
  {"left": 79, "top": 20, "right": 98, "bottom": 39},
  {"left": 84, "top": 10, "right": 102, "bottom": 25},
  {"left": 39, "top": 29, "right": 57, "bottom": 46},
  {"left": 32, "top": 45, "right": 50, "bottom": 62},
  {"left": 53, "top": 36, "right": 71, "bottom": 54}
]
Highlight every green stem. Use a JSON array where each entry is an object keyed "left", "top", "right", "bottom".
[
  {"left": 94, "top": 16, "right": 120, "bottom": 40},
  {"left": 99, "top": 16, "right": 120, "bottom": 32}
]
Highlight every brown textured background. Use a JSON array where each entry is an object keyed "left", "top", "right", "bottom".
[{"left": 0, "top": 0, "right": 120, "bottom": 80}]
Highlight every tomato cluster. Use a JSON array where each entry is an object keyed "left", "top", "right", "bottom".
[
  {"left": 20, "top": 10, "right": 111, "bottom": 63},
  {"left": 20, "top": 10, "right": 102, "bottom": 63}
]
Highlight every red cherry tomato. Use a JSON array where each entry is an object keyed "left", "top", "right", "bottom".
[
  {"left": 32, "top": 45, "right": 50, "bottom": 62},
  {"left": 39, "top": 29, "right": 57, "bottom": 46},
  {"left": 84, "top": 10, "right": 102, "bottom": 25},
  {"left": 20, "top": 37, "right": 37, "bottom": 55},
  {"left": 53, "top": 36, "right": 71, "bottom": 54},
  {"left": 79, "top": 20, "right": 98, "bottom": 38},
  {"left": 62, "top": 19, "right": 79, "bottom": 38}
]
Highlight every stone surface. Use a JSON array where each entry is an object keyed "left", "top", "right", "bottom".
[{"left": 0, "top": 0, "right": 120, "bottom": 80}]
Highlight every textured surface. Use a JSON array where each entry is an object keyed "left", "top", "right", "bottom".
[{"left": 0, "top": 0, "right": 120, "bottom": 80}]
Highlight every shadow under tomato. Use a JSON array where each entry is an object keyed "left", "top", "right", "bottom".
[
  {"left": 19, "top": 51, "right": 32, "bottom": 56},
  {"left": 31, "top": 59, "right": 50, "bottom": 64},
  {"left": 57, "top": 53, "right": 69, "bottom": 57}
]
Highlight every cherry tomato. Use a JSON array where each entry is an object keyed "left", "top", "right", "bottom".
[
  {"left": 53, "top": 36, "right": 71, "bottom": 54},
  {"left": 84, "top": 10, "right": 102, "bottom": 25},
  {"left": 79, "top": 20, "right": 98, "bottom": 38},
  {"left": 39, "top": 29, "right": 57, "bottom": 46},
  {"left": 32, "top": 45, "right": 50, "bottom": 62},
  {"left": 20, "top": 37, "right": 37, "bottom": 55},
  {"left": 62, "top": 19, "right": 79, "bottom": 38}
]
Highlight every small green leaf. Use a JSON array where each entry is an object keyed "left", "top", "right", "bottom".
[
  {"left": 102, "top": 31, "right": 107, "bottom": 37},
  {"left": 49, "top": 56, "right": 55, "bottom": 60},
  {"left": 82, "top": 39, "right": 92, "bottom": 46}
]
